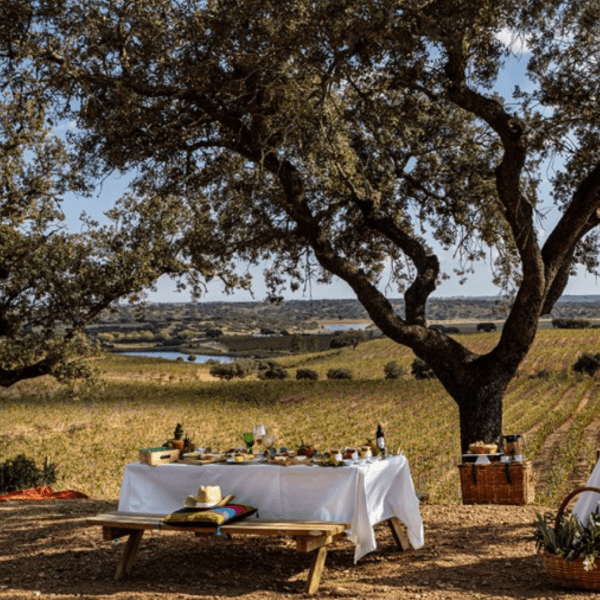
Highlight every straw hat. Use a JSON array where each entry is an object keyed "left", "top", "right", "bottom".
[{"left": 183, "top": 485, "right": 234, "bottom": 509}]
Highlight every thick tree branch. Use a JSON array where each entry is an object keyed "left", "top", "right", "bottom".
[
  {"left": 441, "top": 39, "right": 542, "bottom": 283},
  {"left": 542, "top": 162, "right": 600, "bottom": 302},
  {"left": 0, "top": 361, "right": 52, "bottom": 388},
  {"left": 440, "top": 43, "right": 546, "bottom": 372},
  {"left": 351, "top": 195, "right": 439, "bottom": 326}
]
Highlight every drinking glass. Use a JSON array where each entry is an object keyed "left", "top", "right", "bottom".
[
  {"left": 253, "top": 424, "right": 266, "bottom": 450},
  {"left": 243, "top": 432, "right": 254, "bottom": 453},
  {"left": 263, "top": 434, "right": 275, "bottom": 452}
]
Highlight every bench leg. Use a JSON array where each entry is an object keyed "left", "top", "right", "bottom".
[
  {"left": 115, "top": 529, "right": 144, "bottom": 580},
  {"left": 387, "top": 517, "right": 411, "bottom": 551},
  {"left": 305, "top": 545, "right": 328, "bottom": 595}
]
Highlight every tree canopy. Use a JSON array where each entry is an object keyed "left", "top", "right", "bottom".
[
  {"left": 4, "top": 0, "right": 600, "bottom": 449},
  {"left": 0, "top": 2, "right": 189, "bottom": 387}
]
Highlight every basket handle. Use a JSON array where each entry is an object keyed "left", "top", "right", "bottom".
[{"left": 554, "top": 486, "right": 600, "bottom": 533}]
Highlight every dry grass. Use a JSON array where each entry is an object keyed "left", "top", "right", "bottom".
[{"left": 2, "top": 328, "right": 600, "bottom": 504}]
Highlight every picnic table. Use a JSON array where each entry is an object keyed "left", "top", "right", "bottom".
[{"left": 117, "top": 453, "right": 424, "bottom": 562}]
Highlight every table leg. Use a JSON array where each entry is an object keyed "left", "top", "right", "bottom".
[
  {"left": 387, "top": 517, "right": 411, "bottom": 551},
  {"left": 115, "top": 529, "right": 144, "bottom": 580},
  {"left": 305, "top": 545, "right": 328, "bottom": 595}
]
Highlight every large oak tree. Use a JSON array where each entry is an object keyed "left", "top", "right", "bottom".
[
  {"left": 34, "top": 0, "right": 600, "bottom": 449},
  {"left": 0, "top": 0, "right": 192, "bottom": 387}
]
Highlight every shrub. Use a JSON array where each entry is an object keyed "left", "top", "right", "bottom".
[
  {"left": 329, "top": 336, "right": 352, "bottom": 349},
  {"left": 210, "top": 363, "right": 242, "bottom": 380},
  {"left": 210, "top": 359, "right": 257, "bottom": 380},
  {"left": 257, "top": 359, "right": 282, "bottom": 371},
  {"left": 259, "top": 366, "right": 289, "bottom": 380},
  {"left": 177, "top": 328, "right": 199, "bottom": 339},
  {"left": 205, "top": 329, "right": 223, "bottom": 338},
  {"left": 326, "top": 368, "right": 353, "bottom": 380},
  {"left": 572, "top": 353, "right": 600, "bottom": 376},
  {"left": 552, "top": 318, "right": 591, "bottom": 329},
  {"left": 296, "top": 368, "right": 319, "bottom": 381},
  {"left": 383, "top": 361, "right": 405, "bottom": 380},
  {"left": 329, "top": 333, "right": 361, "bottom": 349},
  {"left": 411, "top": 358, "right": 437, "bottom": 380},
  {"left": 0, "top": 454, "right": 57, "bottom": 494},
  {"left": 157, "top": 328, "right": 172, "bottom": 341},
  {"left": 121, "top": 330, "right": 157, "bottom": 342}
]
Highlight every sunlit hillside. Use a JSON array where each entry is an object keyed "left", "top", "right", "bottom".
[{"left": 2, "top": 328, "right": 600, "bottom": 507}]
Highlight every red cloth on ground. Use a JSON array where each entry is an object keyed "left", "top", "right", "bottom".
[{"left": 0, "top": 485, "right": 88, "bottom": 501}]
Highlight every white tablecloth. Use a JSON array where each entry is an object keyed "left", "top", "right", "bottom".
[
  {"left": 118, "top": 454, "right": 424, "bottom": 562},
  {"left": 573, "top": 459, "right": 600, "bottom": 524}
]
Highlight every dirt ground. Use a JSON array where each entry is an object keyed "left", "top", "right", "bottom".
[{"left": 1, "top": 497, "right": 597, "bottom": 600}]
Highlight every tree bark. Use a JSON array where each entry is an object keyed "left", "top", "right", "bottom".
[
  {"left": 0, "top": 363, "right": 53, "bottom": 388},
  {"left": 456, "top": 385, "right": 505, "bottom": 455},
  {"left": 447, "top": 359, "right": 515, "bottom": 454}
]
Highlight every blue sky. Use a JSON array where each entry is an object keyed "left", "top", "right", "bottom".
[
  {"left": 59, "top": 31, "right": 600, "bottom": 304},
  {"left": 63, "top": 181, "right": 600, "bottom": 304}
]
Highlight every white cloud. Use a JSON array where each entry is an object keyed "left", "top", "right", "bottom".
[{"left": 496, "top": 28, "right": 530, "bottom": 55}]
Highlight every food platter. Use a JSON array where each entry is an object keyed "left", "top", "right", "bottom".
[
  {"left": 176, "top": 452, "right": 384, "bottom": 467},
  {"left": 176, "top": 453, "right": 226, "bottom": 465},
  {"left": 267, "top": 455, "right": 312, "bottom": 466},
  {"left": 225, "top": 455, "right": 266, "bottom": 464}
]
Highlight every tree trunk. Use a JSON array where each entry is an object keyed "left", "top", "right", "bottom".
[
  {"left": 457, "top": 392, "right": 503, "bottom": 455},
  {"left": 453, "top": 367, "right": 513, "bottom": 454}
]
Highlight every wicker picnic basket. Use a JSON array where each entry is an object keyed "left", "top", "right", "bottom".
[
  {"left": 543, "top": 486, "right": 600, "bottom": 590},
  {"left": 458, "top": 460, "right": 534, "bottom": 504}
]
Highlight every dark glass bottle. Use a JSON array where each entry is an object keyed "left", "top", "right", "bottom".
[{"left": 376, "top": 424, "right": 386, "bottom": 457}]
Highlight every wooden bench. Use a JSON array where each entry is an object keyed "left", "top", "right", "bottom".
[{"left": 86, "top": 512, "right": 412, "bottom": 594}]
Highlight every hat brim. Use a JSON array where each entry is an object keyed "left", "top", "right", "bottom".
[{"left": 184, "top": 493, "right": 234, "bottom": 509}]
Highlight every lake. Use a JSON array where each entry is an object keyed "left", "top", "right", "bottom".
[
  {"left": 322, "top": 323, "right": 372, "bottom": 331},
  {"left": 120, "top": 351, "right": 235, "bottom": 363}
]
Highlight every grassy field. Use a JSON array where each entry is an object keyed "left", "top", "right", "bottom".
[{"left": 2, "top": 328, "right": 600, "bottom": 506}]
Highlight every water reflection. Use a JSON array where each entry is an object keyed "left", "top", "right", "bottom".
[
  {"left": 322, "top": 323, "right": 371, "bottom": 332},
  {"left": 118, "top": 351, "right": 235, "bottom": 363}
]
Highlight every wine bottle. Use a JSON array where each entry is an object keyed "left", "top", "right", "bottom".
[{"left": 376, "top": 424, "right": 386, "bottom": 457}]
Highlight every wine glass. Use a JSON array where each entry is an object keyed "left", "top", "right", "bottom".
[
  {"left": 264, "top": 433, "right": 275, "bottom": 454},
  {"left": 243, "top": 432, "right": 254, "bottom": 453},
  {"left": 253, "top": 424, "right": 266, "bottom": 451}
]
